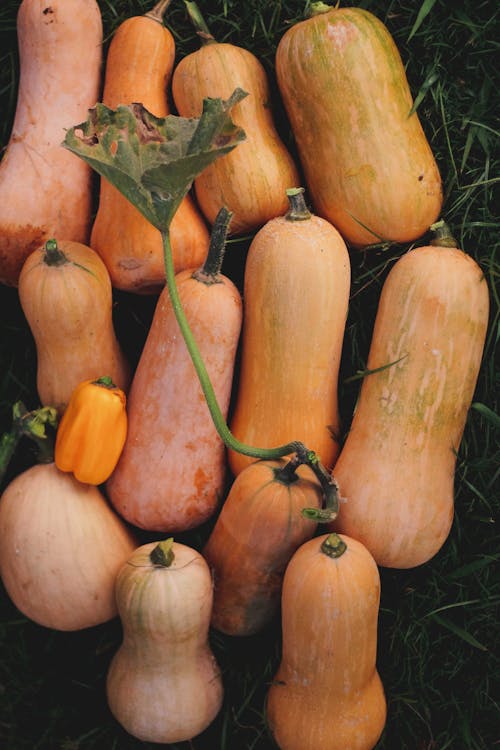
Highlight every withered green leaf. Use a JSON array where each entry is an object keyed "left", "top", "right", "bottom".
[{"left": 63, "top": 88, "right": 248, "bottom": 232}]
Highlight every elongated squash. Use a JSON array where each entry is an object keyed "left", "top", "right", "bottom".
[
  {"left": 171, "top": 1, "right": 300, "bottom": 235},
  {"left": 90, "top": 0, "right": 209, "bottom": 293},
  {"left": 330, "top": 223, "right": 490, "bottom": 568},
  {"left": 275, "top": 3, "right": 442, "bottom": 247},
  {"left": 0, "top": 0, "right": 102, "bottom": 286},
  {"left": 18, "top": 239, "right": 131, "bottom": 414},
  {"left": 228, "top": 188, "right": 350, "bottom": 476},
  {"left": 267, "top": 533, "right": 386, "bottom": 750},
  {"left": 107, "top": 210, "right": 242, "bottom": 531},
  {"left": 203, "top": 457, "right": 322, "bottom": 636}
]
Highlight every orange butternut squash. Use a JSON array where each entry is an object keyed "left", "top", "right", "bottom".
[
  {"left": 18, "top": 239, "right": 131, "bottom": 414},
  {"left": 0, "top": 462, "right": 137, "bottom": 631},
  {"left": 107, "top": 538, "right": 223, "bottom": 743},
  {"left": 228, "top": 188, "right": 350, "bottom": 476},
  {"left": 0, "top": 0, "right": 102, "bottom": 287},
  {"left": 90, "top": 0, "right": 209, "bottom": 293},
  {"left": 171, "top": 1, "right": 300, "bottom": 235},
  {"left": 330, "top": 223, "right": 490, "bottom": 568},
  {"left": 275, "top": 3, "right": 442, "bottom": 247},
  {"left": 107, "top": 209, "right": 242, "bottom": 531},
  {"left": 203, "top": 456, "right": 322, "bottom": 636},
  {"left": 267, "top": 532, "right": 386, "bottom": 750}
]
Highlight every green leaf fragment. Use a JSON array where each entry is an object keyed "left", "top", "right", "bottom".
[{"left": 63, "top": 90, "right": 248, "bottom": 232}]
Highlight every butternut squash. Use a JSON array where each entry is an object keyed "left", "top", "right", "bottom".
[
  {"left": 228, "top": 188, "right": 350, "bottom": 476},
  {"left": 267, "top": 533, "right": 386, "bottom": 750},
  {"left": 275, "top": 3, "right": 442, "bottom": 247},
  {"left": 0, "top": 0, "right": 102, "bottom": 286},
  {"left": 203, "top": 457, "right": 322, "bottom": 636},
  {"left": 330, "top": 223, "right": 490, "bottom": 568},
  {"left": 0, "top": 462, "right": 137, "bottom": 631},
  {"left": 171, "top": 1, "right": 300, "bottom": 235},
  {"left": 18, "top": 239, "right": 131, "bottom": 414},
  {"left": 90, "top": 0, "right": 209, "bottom": 293},
  {"left": 107, "top": 209, "right": 242, "bottom": 531},
  {"left": 107, "top": 538, "right": 223, "bottom": 743}
]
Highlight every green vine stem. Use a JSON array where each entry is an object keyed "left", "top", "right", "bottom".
[
  {"left": 184, "top": 1, "right": 216, "bottom": 44},
  {"left": 161, "top": 227, "right": 339, "bottom": 521},
  {"left": 0, "top": 402, "right": 58, "bottom": 485},
  {"left": 62, "top": 98, "right": 339, "bottom": 521}
]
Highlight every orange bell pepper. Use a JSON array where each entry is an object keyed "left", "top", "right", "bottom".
[{"left": 55, "top": 376, "right": 127, "bottom": 485}]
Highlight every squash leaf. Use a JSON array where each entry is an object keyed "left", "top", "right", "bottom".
[{"left": 63, "top": 88, "right": 248, "bottom": 232}]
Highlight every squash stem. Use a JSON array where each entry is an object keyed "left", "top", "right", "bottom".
[
  {"left": 309, "top": 1, "right": 335, "bottom": 18},
  {"left": 273, "top": 454, "right": 303, "bottom": 485},
  {"left": 43, "top": 238, "right": 67, "bottom": 266},
  {"left": 193, "top": 206, "right": 231, "bottom": 284},
  {"left": 429, "top": 219, "right": 458, "bottom": 248},
  {"left": 146, "top": 0, "right": 174, "bottom": 23},
  {"left": 320, "top": 533, "right": 347, "bottom": 558},
  {"left": 285, "top": 187, "right": 312, "bottom": 221},
  {"left": 150, "top": 538, "right": 175, "bottom": 567},
  {"left": 184, "top": 1, "right": 216, "bottom": 45}
]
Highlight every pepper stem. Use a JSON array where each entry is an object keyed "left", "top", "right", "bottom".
[
  {"left": 184, "top": 1, "right": 216, "bottom": 44},
  {"left": 43, "top": 239, "right": 68, "bottom": 266},
  {"left": 429, "top": 219, "right": 459, "bottom": 248},
  {"left": 150, "top": 538, "right": 176, "bottom": 567},
  {"left": 93, "top": 375, "right": 116, "bottom": 389},
  {"left": 0, "top": 402, "right": 58, "bottom": 485},
  {"left": 285, "top": 187, "right": 312, "bottom": 221},
  {"left": 320, "top": 533, "right": 347, "bottom": 558}
]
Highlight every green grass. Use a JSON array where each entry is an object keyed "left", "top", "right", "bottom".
[{"left": 0, "top": 0, "right": 498, "bottom": 748}]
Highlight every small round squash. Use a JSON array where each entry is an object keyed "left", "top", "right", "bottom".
[{"left": 0, "top": 462, "right": 137, "bottom": 631}]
